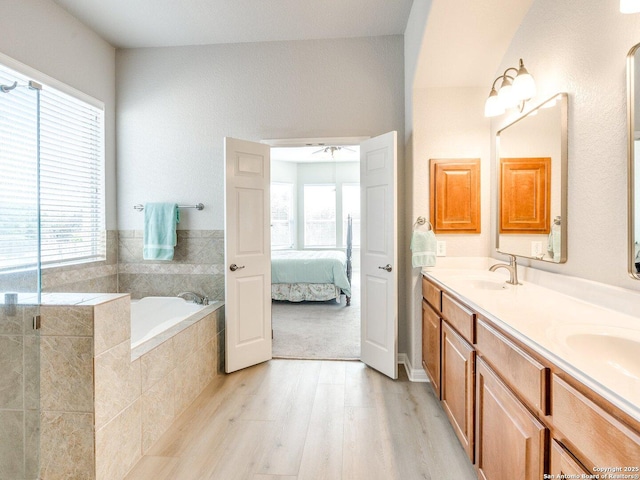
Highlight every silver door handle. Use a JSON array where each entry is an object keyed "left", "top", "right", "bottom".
[
  {"left": 378, "top": 264, "right": 392, "bottom": 272},
  {"left": 229, "top": 264, "right": 245, "bottom": 272}
]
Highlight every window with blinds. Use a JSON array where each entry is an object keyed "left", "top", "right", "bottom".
[{"left": 0, "top": 61, "right": 105, "bottom": 273}]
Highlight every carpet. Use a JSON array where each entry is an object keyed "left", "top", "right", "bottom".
[{"left": 271, "top": 276, "right": 360, "bottom": 360}]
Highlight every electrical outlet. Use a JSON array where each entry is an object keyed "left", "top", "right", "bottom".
[
  {"left": 436, "top": 241, "right": 447, "bottom": 257},
  {"left": 531, "top": 241, "right": 543, "bottom": 257}
]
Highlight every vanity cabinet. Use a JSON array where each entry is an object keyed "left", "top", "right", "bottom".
[
  {"left": 475, "top": 358, "right": 546, "bottom": 480},
  {"left": 441, "top": 321, "right": 475, "bottom": 461},
  {"left": 420, "top": 274, "right": 640, "bottom": 480},
  {"left": 551, "top": 375, "right": 640, "bottom": 470},
  {"left": 421, "top": 300, "right": 440, "bottom": 395},
  {"left": 549, "top": 440, "right": 590, "bottom": 476}
]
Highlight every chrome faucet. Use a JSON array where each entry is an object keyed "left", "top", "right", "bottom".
[
  {"left": 489, "top": 255, "right": 520, "bottom": 285},
  {"left": 177, "top": 291, "right": 209, "bottom": 305}
]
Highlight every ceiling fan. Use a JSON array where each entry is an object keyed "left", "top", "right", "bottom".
[{"left": 312, "top": 145, "right": 356, "bottom": 159}]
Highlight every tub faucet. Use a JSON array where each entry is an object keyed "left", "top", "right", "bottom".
[
  {"left": 177, "top": 291, "right": 208, "bottom": 305},
  {"left": 489, "top": 255, "right": 520, "bottom": 285}
]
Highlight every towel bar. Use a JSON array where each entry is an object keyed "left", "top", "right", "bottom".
[{"left": 134, "top": 203, "right": 204, "bottom": 212}]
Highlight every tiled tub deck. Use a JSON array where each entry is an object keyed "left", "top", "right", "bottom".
[{"left": 37, "top": 293, "right": 225, "bottom": 480}]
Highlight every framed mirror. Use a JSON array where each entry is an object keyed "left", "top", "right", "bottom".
[
  {"left": 496, "top": 92, "right": 568, "bottom": 262},
  {"left": 628, "top": 43, "right": 640, "bottom": 278}
]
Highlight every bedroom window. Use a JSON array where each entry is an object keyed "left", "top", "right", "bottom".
[
  {"left": 271, "top": 182, "right": 294, "bottom": 249},
  {"left": 342, "top": 184, "right": 360, "bottom": 247},
  {"left": 0, "top": 60, "right": 105, "bottom": 272},
  {"left": 304, "top": 184, "right": 336, "bottom": 247}
]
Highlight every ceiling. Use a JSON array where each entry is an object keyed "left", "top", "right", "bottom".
[
  {"left": 49, "top": 0, "right": 534, "bottom": 93},
  {"left": 51, "top": 0, "right": 414, "bottom": 49},
  {"left": 271, "top": 145, "right": 360, "bottom": 164}
]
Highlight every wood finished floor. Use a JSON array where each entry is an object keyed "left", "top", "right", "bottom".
[{"left": 125, "top": 360, "right": 477, "bottom": 480}]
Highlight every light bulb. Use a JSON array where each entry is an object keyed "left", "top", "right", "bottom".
[{"left": 484, "top": 88, "right": 504, "bottom": 117}]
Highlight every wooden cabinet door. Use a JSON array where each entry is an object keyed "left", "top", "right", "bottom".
[
  {"left": 430, "top": 158, "right": 481, "bottom": 233},
  {"left": 499, "top": 157, "right": 550, "bottom": 234},
  {"left": 441, "top": 321, "right": 475, "bottom": 461},
  {"left": 422, "top": 300, "right": 440, "bottom": 397},
  {"left": 476, "top": 358, "right": 546, "bottom": 480}
]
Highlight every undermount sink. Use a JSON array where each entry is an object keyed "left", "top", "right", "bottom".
[
  {"left": 555, "top": 325, "right": 640, "bottom": 380},
  {"left": 467, "top": 279, "right": 509, "bottom": 291},
  {"left": 443, "top": 273, "right": 510, "bottom": 291}
]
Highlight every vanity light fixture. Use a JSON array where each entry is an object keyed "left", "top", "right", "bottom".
[
  {"left": 621, "top": 0, "right": 640, "bottom": 13},
  {"left": 484, "top": 58, "right": 537, "bottom": 117}
]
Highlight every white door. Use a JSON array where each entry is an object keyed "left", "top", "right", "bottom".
[
  {"left": 224, "top": 137, "right": 272, "bottom": 373},
  {"left": 360, "top": 131, "right": 398, "bottom": 379}
]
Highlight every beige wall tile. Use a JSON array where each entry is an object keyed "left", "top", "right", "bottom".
[
  {"left": 142, "top": 370, "right": 176, "bottom": 453},
  {"left": 39, "top": 305, "right": 93, "bottom": 337},
  {"left": 40, "top": 411, "right": 94, "bottom": 480},
  {"left": 95, "top": 340, "right": 141, "bottom": 429},
  {"left": 173, "top": 324, "right": 198, "bottom": 361},
  {"left": 94, "top": 295, "right": 130, "bottom": 356},
  {"left": 95, "top": 399, "right": 142, "bottom": 480},
  {"left": 141, "top": 338, "right": 175, "bottom": 392},
  {"left": 0, "top": 410, "right": 24, "bottom": 479},
  {"left": 40, "top": 336, "right": 93, "bottom": 412},
  {"left": 0, "top": 306, "right": 24, "bottom": 335},
  {"left": 0, "top": 335, "right": 23, "bottom": 409},
  {"left": 174, "top": 351, "right": 200, "bottom": 416}
]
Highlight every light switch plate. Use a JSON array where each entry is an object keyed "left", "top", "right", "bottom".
[{"left": 436, "top": 241, "right": 447, "bottom": 257}]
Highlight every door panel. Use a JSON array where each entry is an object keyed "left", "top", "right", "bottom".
[
  {"left": 224, "top": 137, "right": 272, "bottom": 373},
  {"left": 360, "top": 131, "right": 397, "bottom": 379}
]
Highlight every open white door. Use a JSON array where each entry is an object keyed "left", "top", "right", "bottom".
[
  {"left": 360, "top": 131, "right": 398, "bottom": 379},
  {"left": 224, "top": 137, "right": 272, "bottom": 373}
]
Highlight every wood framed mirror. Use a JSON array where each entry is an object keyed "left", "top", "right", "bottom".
[{"left": 496, "top": 93, "right": 568, "bottom": 263}]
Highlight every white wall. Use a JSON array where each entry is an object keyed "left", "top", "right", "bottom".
[
  {"left": 408, "top": 86, "right": 490, "bottom": 371},
  {"left": 403, "top": 0, "right": 433, "bottom": 368},
  {"left": 116, "top": 36, "right": 404, "bottom": 232},
  {"left": 489, "top": 0, "right": 640, "bottom": 291},
  {"left": 0, "top": 0, "right": 117, "bottom": 228}
]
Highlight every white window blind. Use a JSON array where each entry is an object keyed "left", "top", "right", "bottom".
[{"left": 0, "top": 62, "right": 105, "bottom": 272}]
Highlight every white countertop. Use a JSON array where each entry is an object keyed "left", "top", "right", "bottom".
[{"left": 423, "top": 266, "right": 640, "bottom": 424}]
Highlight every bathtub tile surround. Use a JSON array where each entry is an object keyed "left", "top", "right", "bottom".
[
  {"left": 38, "top": 293, "right": 225, "bottom": 480},
  {"left": 0, "top": 305, "right": 40, "bottom": 480},
  {"left": 118, "top": 229, "right": 225, "bottom": 301},
  {"left": 0, "top": 230, "right": 118, "bottom": 296}
]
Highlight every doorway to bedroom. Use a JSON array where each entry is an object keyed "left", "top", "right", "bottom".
[{"left": 269, "top": 142, "right": 361, "bottom": 360}]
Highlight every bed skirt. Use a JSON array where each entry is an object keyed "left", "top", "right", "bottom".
[{"left": 271, "top": 283, "right": 341, "bottom": 302}]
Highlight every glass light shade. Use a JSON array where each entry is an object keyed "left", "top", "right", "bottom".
[
  {"left": 512, "top": 72, "right": 536, "bottom": 100},
  {"left": 620, "top": 0, "right": 640, "bottom": 13},
  {"left": 484, "top": 90, "right": 505, "bottom": 117},
  {"left": 497, "top": 81, "right": 519, "bottom": 109}
]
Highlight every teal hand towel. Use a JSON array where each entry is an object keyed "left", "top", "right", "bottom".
[
  {"left": 410, "top": 229, "right": 437, "bottom": 268},
  {"left": 143, "top": 203, "right": 180, "bottom": 260}
]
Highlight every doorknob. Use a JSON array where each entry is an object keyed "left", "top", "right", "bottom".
[
  {"left": 378, "top": 264, "right": 392, "bottom": 272},
  {"left": 229, "top": 264, "right": 245, "bottom": 272}
]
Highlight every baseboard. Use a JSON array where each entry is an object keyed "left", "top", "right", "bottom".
[{"left": 398, "top": 353, "right": 429, "bottom": 382}]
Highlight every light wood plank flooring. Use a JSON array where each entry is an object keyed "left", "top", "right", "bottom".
[{"left": 125, "top": 360, "right": 476, "bottom": 480}]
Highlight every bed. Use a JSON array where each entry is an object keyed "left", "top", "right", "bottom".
[{"left": 271, "top": 216, "right": 353, "bottom": 305}]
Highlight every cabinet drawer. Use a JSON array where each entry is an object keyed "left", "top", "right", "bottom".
[
  {"left": 550, "top": 440, "right": 589, "bottom": 476},
  {"left": 552, "top": 375, "right": 640, "bottom": 469},
  {"left": 422, "top": 277, "right": 441, "bottom": 311},
  {"left": 441, "top": 293, "right": 474, "bottom": 343},
  {"left": 476, "top": 318, "right": 548, "bottom": 413}
]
